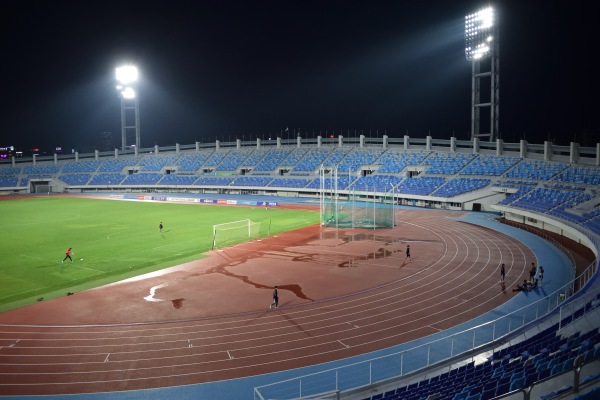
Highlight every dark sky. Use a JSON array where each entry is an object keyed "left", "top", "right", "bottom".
[{"left": 1, "top": 1, "right": 597, "bottom": 153}]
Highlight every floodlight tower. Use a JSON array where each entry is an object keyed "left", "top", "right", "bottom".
[
  {"left": 115, "top": 65, "right": 141, "bottom": 150},
  {"left": 465, "top": 6, "right": 499, "bottom": 142}
]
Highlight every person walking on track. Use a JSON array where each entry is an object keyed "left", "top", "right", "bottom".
[
  {"left": 404, "top": 244, "right": 412, "bottom": 263},
  {"left": 269, "top": 286, "right": 279, "bottom": 310},
  {"left": 500, "top": 263, "right": 506, "bottom": 283}
]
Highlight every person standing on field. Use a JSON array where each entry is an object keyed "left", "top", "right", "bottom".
[
  {"left": 404, "top": 244, "right": 411, "bottom": 263},
  {"left": 159, "top": 222, "right": 163, "bottom": 233},
  {"left": 500, "top": 263, "right": 506, "bottom": 283},
  {"left": 62, "top": 247, "right": 74, "bottom": 263},
  {"left": 269, "top": 286, "right": 279, "bottom": 310}
]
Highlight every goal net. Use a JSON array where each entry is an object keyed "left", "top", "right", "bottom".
[
  {"left": 212, "top": 219, "right": 263, "bottom": 250},
  {"left": 320, "top": 167, "right": 395, "bottom": 229}
]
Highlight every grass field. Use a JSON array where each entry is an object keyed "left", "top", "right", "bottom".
[{"left": 0, "top": 196, "right": 319, "bottom": 312}]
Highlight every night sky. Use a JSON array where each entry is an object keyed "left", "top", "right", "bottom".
[{"left": 1, "top": 1, "right": 597, "bottom": 154}]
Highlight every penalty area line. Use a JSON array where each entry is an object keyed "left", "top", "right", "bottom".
[
  {"left": 20, "top": 254, "right": 55, "bottom": 263},
  {"left": 77, "top": 265, "right": 105, "bottom": 273}
]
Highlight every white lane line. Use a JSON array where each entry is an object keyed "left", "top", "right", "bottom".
[
  {"left": 104, "top": 354, "right": 110, "bottom": 363},
  {"left": 227, "top": 351, "right": 234, "bottom": 359},
  {"left": 338, "top": 340, "right": 350, "bottom": 348}
]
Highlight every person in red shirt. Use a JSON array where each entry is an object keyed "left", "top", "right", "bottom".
[{"left": 62, "top": 247, "right": 74, "bottom": 263}]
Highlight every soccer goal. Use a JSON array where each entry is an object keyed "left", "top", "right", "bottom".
[{"left": 212, "top": 219, "right": 265, "bottom": 250}]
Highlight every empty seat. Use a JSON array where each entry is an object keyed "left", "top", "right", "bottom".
[
  {"left": 509, "top": 377, "right": 526, "bottom": 391},
  {"left": 481, "top": 387, "right": 496, "bottom": 400}
]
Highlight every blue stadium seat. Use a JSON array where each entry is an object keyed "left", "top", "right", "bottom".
[{"left": 509, "top": 377, "right": 525, "bottom": 392}]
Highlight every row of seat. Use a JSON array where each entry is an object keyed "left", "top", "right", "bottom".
[
  {"left": 2, "top": 150, "right": 600, "bottom": 185},
  {"left": 362, "top": 322, "right": 600, "bottom": 400},
  {"left": 500, "top": 186, "right": 600, "bottom": 237}
]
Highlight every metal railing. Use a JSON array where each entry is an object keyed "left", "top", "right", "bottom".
[{"left": 253, "top": 256, "right": 600, "bottom": 400}]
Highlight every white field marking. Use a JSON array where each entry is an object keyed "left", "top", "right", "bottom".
[
  {"left": 144, "top": 283, "right": 168, "bottom": 302},
  {"left": 338, "top": 340, "right": 350, "bottom": 348},
  {"left": 346, "top": 322, "right": 360, "bottom": 328},
  {"left": 76, "top": 265, "right": 105, "bottom": 273},
  {"left": 0, "top": 287, "right": 45, "bottom": 301},
  {"left": 104, "top": 354, "right": 110, "bottom": 363},
  {"left": 227, "top": 351, "right": 234, "bottom": 359},
  {"left": 0, "top": 267, "right": 106, "bottom": 300},
  {"left": 20, "top": 254, "right": 55, "bottom": 263},
  {"left": 428, "top": 325, "right": 443, "bottom": 332},
  {"left": 106, "top": 228, "right": 130, "bottom": 240},
  {"left": 150, "top": 248, "right": 183, "bottom": 255}
]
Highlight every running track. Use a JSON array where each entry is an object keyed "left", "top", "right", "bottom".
[{"left": 0, "top": 209, "right": 535, "bottom": 396}]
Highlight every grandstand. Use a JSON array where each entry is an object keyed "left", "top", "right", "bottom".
[{"left": 0, "top": 135, "right": 599, "bottom": 399}]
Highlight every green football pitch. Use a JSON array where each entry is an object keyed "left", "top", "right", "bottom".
[{"left": 0, "top": 197, "right": 319, "bottom": 312}]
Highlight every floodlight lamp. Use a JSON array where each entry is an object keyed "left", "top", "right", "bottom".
[
  {"left": 121, "top": 87, "right": 136, "bottom": 99},
  {"left": 464, "top": 6, "right": 496, "bottom": 61},
  {"left": 116, "top": 65, "right": 138, "bottom": 84}
]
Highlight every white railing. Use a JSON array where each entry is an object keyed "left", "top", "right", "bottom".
[{"left": 253, "top": 257, "right": 599, "bottom": 400}]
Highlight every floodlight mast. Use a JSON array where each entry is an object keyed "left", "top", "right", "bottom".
[
  {"left": 115, "top": 65, "right": 141, "bottom": 151},
  {"left": 465, "top": 6, "right": 499, "bottom": 142}
]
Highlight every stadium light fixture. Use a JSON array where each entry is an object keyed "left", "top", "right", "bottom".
[
  {"left": 464, "top": 7, "right": 495, "bottom": 61},
  {"left": 464, "top": 5, "right": 499, "bottom": 142},
  {"left": 121, "top": 87, "right": 136, "bottom": 99},
  {"left": 115, "top": 65, "right": 141, "bottom": 151},
  {"left": 116, "top": 65, "right": 138, "bottom": 85}
]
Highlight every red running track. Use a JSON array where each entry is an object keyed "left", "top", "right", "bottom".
[{"left": 0, "top": 210, "right": 534, "bottom": 396}]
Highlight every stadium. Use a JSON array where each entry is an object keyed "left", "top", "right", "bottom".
[
  {"left": 0, "top": 133, "right": 599, "bottom": 400},
  {"left": 1, "top": 3, "right": 599, "bottom": 400}
]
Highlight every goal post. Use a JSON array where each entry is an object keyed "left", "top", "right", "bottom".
[{"left": 212, "top": 219, "right": 267, "bottom": 250}]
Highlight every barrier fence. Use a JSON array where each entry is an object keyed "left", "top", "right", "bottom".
[{"left": 253, "top": 256, "right": 599, "bottom": 400}]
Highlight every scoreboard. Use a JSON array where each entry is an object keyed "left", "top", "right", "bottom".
[{"left": 0, "top": 146, "right": 15, "bottom": 159}]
